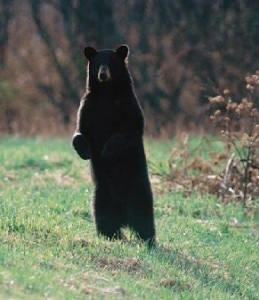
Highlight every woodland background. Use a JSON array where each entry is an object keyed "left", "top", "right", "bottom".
[{"left": 0, "top": 0, "right": 258, "bottom": 137}]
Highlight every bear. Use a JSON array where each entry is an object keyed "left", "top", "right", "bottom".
[{"left": 72, "top": 45, "right": 155, "bottom": 247}]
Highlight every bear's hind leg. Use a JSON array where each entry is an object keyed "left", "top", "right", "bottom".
[
  {"left": 93, "top": 189, "right": 124, "bottom": 240},
  {"left": 128, "top": 197, "right": 156, "bottom": 247}
]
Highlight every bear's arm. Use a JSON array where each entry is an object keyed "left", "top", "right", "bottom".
[
  {"left": 72, "top": 94, "right": 92, "bottom": 160},
  {"left": 101, "top": 98, "right": 144, "bottom": 158}
]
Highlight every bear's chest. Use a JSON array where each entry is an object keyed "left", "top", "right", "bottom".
[
  {"left": 88, "top": 97, "right": 124, "bottom": 144},
  {"left": 94, "top": 98, "right": 122, "bottom": 124}
]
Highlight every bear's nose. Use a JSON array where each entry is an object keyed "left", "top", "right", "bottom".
[
  {"left": 98, "top": 65, "right": 111, "bottom": 82},
  {"left": 99, "top": 72, "right": 107, "bottom": 81}
]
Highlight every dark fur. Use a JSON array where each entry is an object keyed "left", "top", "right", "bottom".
[{"left": 72, "top": 45, "right": 155, "bottom": 246}]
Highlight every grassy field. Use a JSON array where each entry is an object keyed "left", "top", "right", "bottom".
[{"left": 0, "top": 137, "right": 258, "bottom": 299}]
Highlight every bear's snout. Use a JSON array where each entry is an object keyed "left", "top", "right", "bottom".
[{"left": 98, "top": 65, "right": 111, "bottom": 82}]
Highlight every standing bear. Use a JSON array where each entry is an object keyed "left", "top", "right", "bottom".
[{"left": 72, "top": 45, "right": 155, "bottom": 246}]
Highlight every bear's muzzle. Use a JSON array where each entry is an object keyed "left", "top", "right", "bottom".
[{"left": 98, "top": 65, "right": 111, "bottom": 82}]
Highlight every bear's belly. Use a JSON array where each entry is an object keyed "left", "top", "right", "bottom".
[{"left": 91, "top": 143, "right": 148, "bottom": 184}]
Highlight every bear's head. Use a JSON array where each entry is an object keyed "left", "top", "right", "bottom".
[{"left": 84, "top": 45, "right": 130, "bottom": 86}]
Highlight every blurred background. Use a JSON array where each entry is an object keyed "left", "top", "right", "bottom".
[{"left": 0, "top": 0, "right": 258, "bottom": 137}]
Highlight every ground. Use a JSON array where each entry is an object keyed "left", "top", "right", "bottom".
[{"left": 0, "top": 137, "right": 258, "bottom": 299}]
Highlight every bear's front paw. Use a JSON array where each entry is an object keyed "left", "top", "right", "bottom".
[
  {"left": 101, "top": 134, "right": 124, "bottom": 158},
  {"left": 101, "top": 142, "right": 114, "bottom": 158},
  {"left": 72, "top": 133, "right": 91, "bottom": 160}
]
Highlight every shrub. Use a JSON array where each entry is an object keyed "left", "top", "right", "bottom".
[{"left": 209, "top": 71, "right": 259, "bottom": 207}]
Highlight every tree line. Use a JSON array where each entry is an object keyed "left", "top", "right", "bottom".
[{"left": 0, "top": 0, "right": 258, "bottom": 135}]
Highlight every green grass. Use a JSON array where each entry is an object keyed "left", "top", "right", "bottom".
[{"left": 0, "top": 136, "right": 258, "bottom": 299}]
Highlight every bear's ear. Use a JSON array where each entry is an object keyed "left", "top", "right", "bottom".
[
  {"left": 84, "top": 46, "right": 97, "bottom": 61},
  {"left": 116, "top": 45, "right": 129, "bottom": 61}
]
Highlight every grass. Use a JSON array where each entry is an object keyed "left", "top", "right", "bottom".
[{"left": 0, "top": 136, "right": 258, "bottom": 299}]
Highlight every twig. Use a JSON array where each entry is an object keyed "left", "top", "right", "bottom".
[{"left": 221, "top": 153, "right": 235, "bottom": 196}]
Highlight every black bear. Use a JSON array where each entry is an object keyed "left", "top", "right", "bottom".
[{"left": 72, "top": 45, "right": 155, "bottom": 246}]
